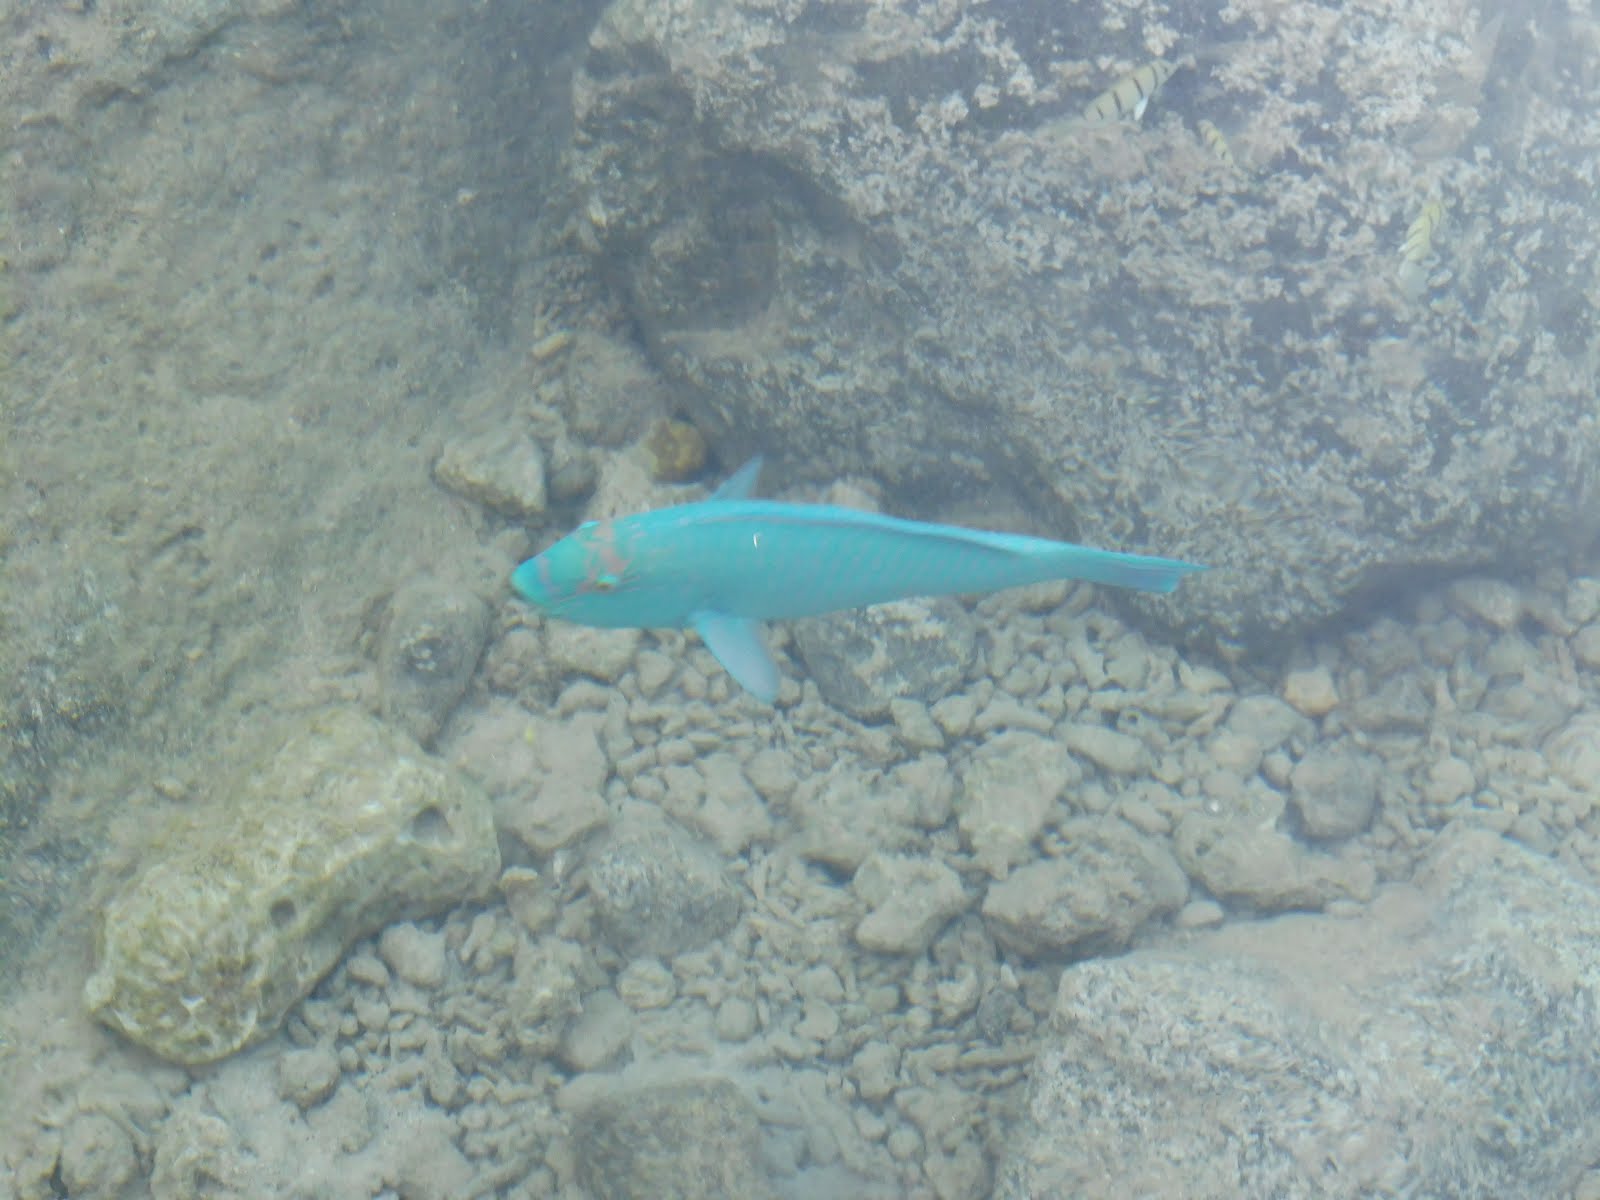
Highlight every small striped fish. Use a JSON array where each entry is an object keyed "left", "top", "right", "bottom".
[
  {"left": 1401, "top": 199, "right": 1445, "bottom": 265},
  {"left": 1083, "top": 60, "right": 1178, "bottom": 122},
  {"left": 1196, "top": 119, "right": 1234, "bottom": 166}
]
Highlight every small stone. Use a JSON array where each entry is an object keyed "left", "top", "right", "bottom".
[
  {"left": 981, "top": 821, "right": 1188, "bottom": 958},
  {"left": 574, "top": 1078, "right": 772, "bottom": 1200},
  {"left": 379, "top": 922, "right": 448, "bottom": 990},
  {"left": 1422, "top": 756, "right": 1476, "bottom": 807},
  {"left": 1175, "top": 815, "right": 1376, "bottom": 910},
  {"left": 1572, "top": 626, "right": 1600, "bottom": 670},
  {"left": 931, "top": 694, "right": 977, "bottom": 738},
  {"left": 544, "top": 624, "right": 640, "bottom": 683},
  {"left": 58, "top": 1112, "right": 138, "bottom": 1197},
  {"left": 958, "top": 731, "right": 1079, "bottom": 876},
  {"left": 345, "top": 953, "right": 390, "bottom": 989},
  {"left": 617, "top": 958, "right": 677, "bottom": 1010},
  {"left": 433, "top": 431, "right": 548, "bottom": 519},
  {"left": 560, "top": 990, "right": 634, "bottom": 1071},
  {"left": 1175, "top": 898, "right": 1225, "bottom": 929},
  {"left": 587, "top": 807, "right": 743, "bottom": 959},
  {"left": 495, "top": 714, "right": 610, "bottom": 856},
  {"left": 854, "top": 853, "right": 970, "bottom": 955},
  {"left": 1061, "top": 722, "right": 1148, "bottom": 775},
  {"left": 1283, "top": 666, "right": 1339, "bottom": 716},
  {"left": 849, "top": 1041, "right": 901, "bottom": 1102},
  {"left": 715, "top": 996, "right": 759, "bottom": 1042},
  {"left": 1449, "top": 577, "right": 1525, "bottom": 631},
  {"left": 796, "top": 1002, "right": 840, "bottom": 1042},
  {"left": 1290, "top": 747, "right": 1380, "bottom": 839},
  {"left": 378, "top": 580, "right": 492, "bottom": 747},
  {"left": 889, "top": 698, "right": 946, "bottom": 750},
  {"left": 634, "top": 649, "right": 676, "bottom": 695},
  {"left": 278, "top": 1045, "right": 341, "bottom": 1109}
]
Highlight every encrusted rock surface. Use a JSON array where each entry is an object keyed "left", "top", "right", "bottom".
[
  {"left": 568, "top": 0, "right": 1600, "bottom": 648},
  {"left": 83, "top": 708, "right": 499, "bottom": 1064},
  {"left": 998, "top": 830, "right": 1600, "bottom": 1199}
]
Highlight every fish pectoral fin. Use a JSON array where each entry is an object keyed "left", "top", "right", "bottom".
[
  {"left": 692, "top": 611, "right": 780, "bottom": 703},
  {"left": 711, "top": 457, "right": 764, "bottom": 501}
]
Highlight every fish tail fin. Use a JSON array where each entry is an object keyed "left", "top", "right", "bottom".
[{"left": 1049, "top": 545, "right": 1206, "bottom": 594}]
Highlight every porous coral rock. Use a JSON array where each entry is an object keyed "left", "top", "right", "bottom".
[{"left": 84, "top": 708, "right": 499, "bottom": 1065}]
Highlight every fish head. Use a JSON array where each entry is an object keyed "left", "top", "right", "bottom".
[{"left": 511, "top": 518, "right": 656, "bottom": 628}]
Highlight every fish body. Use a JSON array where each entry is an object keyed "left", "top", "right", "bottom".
[
  {"left": 513, "top": 460, "right": 1204, "bottom": 701},
  {"left": 1084, "top": 60, "right": 1178, "bottom": 123},
  {"left": 1196, "top": 119, "right": 1235, "bottom": 166},
  {"left": 1401, "top": 199, "right": 1445, "bottom": 265}
]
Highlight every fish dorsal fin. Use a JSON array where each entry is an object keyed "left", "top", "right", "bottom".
[
  {"left": 711, "top": 457, "right": 764, "bottom": 501},
  {"left": 692, "top": 610, "right": 780, "bottom": 702}
]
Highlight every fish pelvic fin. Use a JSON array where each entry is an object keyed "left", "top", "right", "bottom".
[
  {"left": 693, "top": 611, "right": 780, "bottom": 702},
  {"left": 712, "top": 457, "right": 764, "bottom": 501}
]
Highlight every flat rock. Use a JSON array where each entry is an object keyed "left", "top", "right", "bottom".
[
  {"left": 585, "top": 806, "right": 742, "bottom": 959},
  {"left": 84, "top": 708, "right": 499, "bottom": 1064},
  {"left": 432, "top": 430, "right": 547, "bottom": 519},
  {"left": 1174, "top": 814, "right": 1374, "bottom": 911},
  {"left": 958, "top": 731, "right": 1079, "bottom": 877},
  {"left": 792, "top": 598, "right": 977, "bottom": 720},
  {"left": 981, "top": 820, "right": 1188, "bottom": 958},
  {"left": 573, "top": 1076, "right": 776, "bottom": 1200},
  {"left": 998, "top": 830, "right": 1600, "bottom": 1198},
  {"left": 853, "top": 852, "right": 970, "bottom": 955},
  {"left": 1289, "top": 746, "right": 1380, "bottom": 839},
  {"left": 377, "top": 579, "right": 491, "bottom": 747}
]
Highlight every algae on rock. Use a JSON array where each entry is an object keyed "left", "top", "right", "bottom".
[{"left": 84, "top": 707, "right": 500, "bottom": 1065}]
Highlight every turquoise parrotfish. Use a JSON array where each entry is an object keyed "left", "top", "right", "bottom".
[{"left": 512, "top": 458, "right": 1204, "bottom": 702}]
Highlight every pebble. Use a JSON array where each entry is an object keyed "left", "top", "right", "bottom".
[
  {"left": 1573, "top": 625, "right": 1600, "bottom": 670},
  {"left": 849, "top": 1041, "right": 901, "bottom": 1102},
  {"left": 559, "top": 990, "right": 634, "bottom": 1072},
  {"left": 854, "top": 853, "right": 970, "bottom": 955},
  {"left": 1283, "top": 665, "right": 1339, "bottom": 716},
  {"left": 1290, "top": 747, "right": 1380, "bottom": 839},
  {"left": 1061, "top": 722, "right": 1148, "bottom": 775},
  {"left": 379, "top": 923, "right": 449, "bottom": 990},
  {"left": 278, "top": 1045, "right": 341, "bottom": 1109},
  {"left": 58, "top": 1112, "right": 138, "bottom": 1197},
  {"left": 1422, "top": 755, "right": 1476, "bottom": 807},
  {"left": 715, "top": 996, "right": 760, "bottom": 1042},
  {"left": 345, "top": 953, "right": 390, "bottom": 989},
  {"left": 617, "top": 958, "right": 677, "bottom": 1010},
  {"left": 1449, "top": 577, "right": 1525, "bottom": 630}
]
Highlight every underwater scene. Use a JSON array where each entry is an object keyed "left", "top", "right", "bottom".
[{"left": 3, "top": 0, "right": 1600, "bottom": 1196}]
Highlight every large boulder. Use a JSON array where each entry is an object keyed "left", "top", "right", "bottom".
[
  {"left": 84, "top": 708, "right": 499, "bottom": 1064},
  {"left": 566, "top": 0, "right": 1600, "bottom": 646},
  {"left": 997, "top": 829, "right": 1600, "bottom": 1198}
]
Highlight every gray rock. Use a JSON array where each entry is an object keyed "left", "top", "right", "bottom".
[
  {"left": 980, "top": 820, "right": 1188, "bottom": 958},
  {"left": 378, "top": 922, "right": 449, "bottom": 990},
  {"left": 792, "top": 598, "right": 977, "bottom": 720},
  {"left": 378, "top": 580, "right": 491, "bottom": 747},
  {"left": 569, "top": 0, "right": 1599, "bottom": 649},
  {"left": 958, "top": 731, "right": 1080, "bottom": 877},
  {"left": 586, "top": 806, "right": 742, "bottom": 959},
  {"left": 432, "top": 430, "right": 547, "bottom": 519},
  {"left": 277, "top": 1045, "right": 341, "bottom": 1110},
  {"left": 84, "top": 708, "right": 499, "bottom": 1064},
  {"left": 1289, "top": 747, "right": 1380, "bottom": 839},
  {"left": 560, "top": 989, "right": 634, "bottom": 1072},
  {"left": 1174, "top": 814, "right": 1374, "bottom": 911},
  {"left": 57, "top": 1112, "right": 139, "bottom": 1200},
  {"left": 853, "top": 852, "right": 970, "bottom": 955},
  {"left": 574, "top": 1077, "right": 777, "bottom": 1200},
  {"left": 999, "top": 830, "right": 1600, "bottom": 1199}
]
